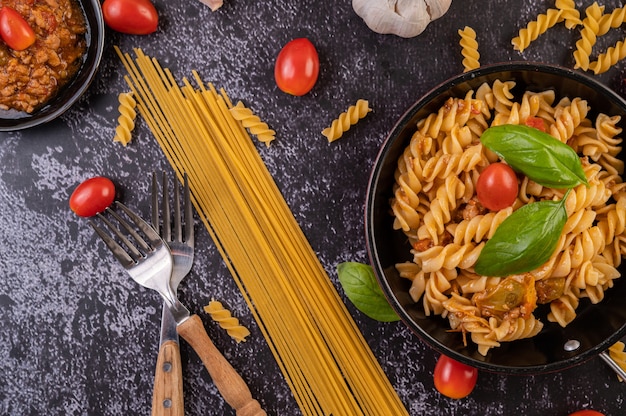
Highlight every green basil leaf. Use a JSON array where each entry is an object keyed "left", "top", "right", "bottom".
[
  {"left": 337, "top": 262, "right": 400, "bottom": 322},
  {"left": 474, "top": 196, "right": 568, "bottom": 277},
  {"left": 481, "top": 124, "right": 589, "bottom": 188}
]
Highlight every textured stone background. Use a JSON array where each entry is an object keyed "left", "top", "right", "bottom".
[{"left": 1, "top": 0, "right": 626, "bottom": 415}]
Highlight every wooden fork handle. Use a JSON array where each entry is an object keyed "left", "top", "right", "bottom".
[
  {"left": 177, "top": 314, "right": 267, "bottom": 416},
  {"left": 152, "top": 340, "right": 184, "bottom": 416}
]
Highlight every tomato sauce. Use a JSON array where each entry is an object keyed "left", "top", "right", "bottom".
[{"left": 0, "top": 0, "right": 87, "bottom": 113}]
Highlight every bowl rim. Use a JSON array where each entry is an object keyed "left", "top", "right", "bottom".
[
  {"left": 365, "top": 61, "right": 626, "bottom": 374},
  {"left": 0, "top": 0, "right": 105, "bottom": 132}
]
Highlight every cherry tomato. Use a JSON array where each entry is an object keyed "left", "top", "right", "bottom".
[
  {"left": 568, "top": 411, "right": 605, "bottom": 416},
  {"left": 0, "top": 6, "right": 36, "bottom": 51},
  {"left": 433, "top": 354, "right": 478, "bottom": 399},
  {"left": 69, "top": 177, "right": 116, "bottom": 217},
  {"left": 274, "top": 38, "right": 319, "bottom": 96},
  {"left": 102, "top": 0, "right": 158, "bottom": 35},
  {"left": 476, "top": 162, "right": 518, "bottom": 211}
]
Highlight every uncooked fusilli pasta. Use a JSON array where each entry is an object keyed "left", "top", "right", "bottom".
[
  {"left": 512, "top": 8, "right": 563, "bottom": 52},
  {"left": 391, "top": 80, "right": 626, "bottom": 355},
  {"left": 608, "top": 341, "right": 626, "bottom": 381},
  {"left": 322, "top": 99, "right": 371, "bottom": 142},
  {"left": 458, "top": 26, "right": 480, "bottom": 72},
  {"left": 204, "top": 299, "right": 251, "bottom": 343},
  {"left": 113, "top": 92, "right": 137, "bottom": 146},
  {"left": 555, "top": 0, "right": 581, "bottom": 29},
  {"left": 573, "top": 2, "right": 604, "bottom": 71},
  {"left": 229, "top": 101, "right": 276, "bottom": 147}
]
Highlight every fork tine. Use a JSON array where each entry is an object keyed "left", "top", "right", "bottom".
[
  {"left": 183, "top": 173, "right": 194, "bottom": 246},
  {"left": 89, "top": 218, "right": 135, "bottom": 268},
  {"left": 151, "top": 172, "right": 159, "bottom": 232},
  {"left": 162, "top": 172, "right": 171, "bottom": 242},
  {"left": 173, "top": 174, "right": 182, "bottom": 243},
  {"left": 115, "top": 201, "right": 164, "bottom": 248}
]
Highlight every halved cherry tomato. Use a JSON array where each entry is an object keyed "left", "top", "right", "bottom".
[
  {"left": 0, "top": 6, "right": 36, "bottom": 51},
  {"left": 69, "top": 177, "right": 116, "bottom": 217},
  {"left": 476, "top": 162, "right": 518, "bottom": 211},
  {"left": 568, "top": 411, "right": 605, "bottom": 416},
  {"left": 274, "top": 38, "right": 319, "bottom": 96},
  {"left": 433, "top": 354, "right": 478, "bottom": 399},
  {"left": 102, "top": 0, "right": 158, "bottom": 35}
]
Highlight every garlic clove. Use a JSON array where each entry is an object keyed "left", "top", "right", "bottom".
[
  {"left": 352, "top": 0, "right": 452, "bottom": 38},
  {"left": 198, "top": 0, "right": 223, "bottom": 11}
]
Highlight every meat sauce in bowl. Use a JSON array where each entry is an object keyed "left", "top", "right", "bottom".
[{"left": 0, "top": 0, "right": 87, "bottom": 113}]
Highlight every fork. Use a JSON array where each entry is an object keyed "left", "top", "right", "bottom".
[
  {"left": 91, "top": 201, "right": 267, "bottom": 416},
  {"left": 150, "top": 172, "right": 194, "bottom": 416}
]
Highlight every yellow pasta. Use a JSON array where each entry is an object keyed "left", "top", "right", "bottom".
[
  {"left": 555, "top": 0, "right": 581, "bottom": 29},
  {"left": 512, "top": 8, "right": 563, "bottom": 52},
  {"left": 391, "top": 80, "right": 626, "bottom": 355},
  {"left": 608, "top": 341, "right": 626, "bottom": 381},
  {"left": 204, "top": 299, "right": 251, "bottom": 343},
  {"left": 229, "top": 101, "right": 276, "bottom": 147},
  {"left": 573, "top": 2, "right": 605, "bottom": 71},
  {"left": 458, "top": 26, "right": 480, "bottom": 72},
  {"left": 113, "top": 92, "right": 137, "bottom": 146},
  {"left": 322, "top": 99, "right": 371, "bottom": 142},
  {"left": 589, "top": 38, "right": 626, "bottom": 74},
  {"left": 115, "top": 47, "right": 409, "bottom": 416}
]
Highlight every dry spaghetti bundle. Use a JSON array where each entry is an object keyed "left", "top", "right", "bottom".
[{"left": 115, "top": 47, "right": 408, "bottom": 416}]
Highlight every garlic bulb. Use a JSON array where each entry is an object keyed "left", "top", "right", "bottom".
[
  {"left": 198, "top": 0, "right": 223, "bottom": 11},
  {"left": 352, "top": 0, "right": 452, "bottom": 38}
]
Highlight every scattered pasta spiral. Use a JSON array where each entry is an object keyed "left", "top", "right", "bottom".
[
  {"left": 572, "top": 3, "right": 604, "bottom": 70},
  {"left": 458, "top": 26, "right": 479, "bottom": 72},
  {"left": 113, "top": 92, "right": 137, "bottom": 146},
  {"left": 589, "top": 38, "right": 626, "bottom": 75},
  {"left": 229, "top": 101, "right": 276, "bottom": 147},
  {"left": 608, "top": 341, "right": 626, "bottom": 381},
  {"left": 555, "top": 0, "right": 581, "bottom": 29},
  {"left": 512, "top": 8, "right": 562, "bottom": 52},
  {"left": 203, "top": 299, "right": 251, "bottom": 343},
  {"left": 322, "top": 99, "right": 371, "bottom": 142}
]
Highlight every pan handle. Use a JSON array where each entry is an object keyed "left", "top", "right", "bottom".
[{"left": 599, "top": 350, "right": 626, "bottom": 381}]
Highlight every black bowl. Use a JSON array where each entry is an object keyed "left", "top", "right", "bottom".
[
  {"left": 365, "top": 62, "right": 626, "bottom": 374},
  {"left": 0, "top": 0, "right": 105, "bottom": 132}
]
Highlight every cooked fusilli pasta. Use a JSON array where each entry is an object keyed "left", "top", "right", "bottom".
[
  {"left": 391, "top": 80, "right": 626, "bottom": 355},
  {"left": 322, "top": 99, "right": 371, "bottom": 142},
  {"left": 458, "top": 26, "right": 480, "bottom": 72},
  {"left": 204, "top": 299, "right": 251, "bottom": 343},
  {"left": 113, "top": 92, "right": 137, "bottom": 146},
  {"left": 229, "top": 101, "right": 276, "bottom": 147}
]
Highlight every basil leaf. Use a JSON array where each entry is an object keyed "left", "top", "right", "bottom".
[
  {"left": 474, "top": 196, "right": 568, "bottom": 277},
  {"left": 481, "top": 124, "right": 589, "bottom": 188},
  {"left": 337, "top": 262, "right": 400, "bottom": 322}
]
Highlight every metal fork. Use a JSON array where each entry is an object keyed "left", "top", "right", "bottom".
[
  {"left": 92, "top": 202, "right": 267, "bottom": 416},
  {"left": 150, "top": 172, "right": 193, "bottom": 416}
]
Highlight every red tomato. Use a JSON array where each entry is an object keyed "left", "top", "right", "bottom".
[
  {"left": 102, "top": 0, "right": 158, "bottom": 35},
  {"left": 524, "top": 116, "right": 547, "bottom": 132},
  {"left": 433, "top": 354, "right": 478, "bottom": 399},
  {"left": 568, "top": 411, "right": 605, "bottom": 416},
  {"left": 476, "top": 162, "right": 518, "bottom": 211},
  {"left": 274, "top": 38, "right": 319, "bottom": 96},
  {"left": 69, "top": 177, "right": 116, "bottom": 217},
  {"left": 0, "top": 6, "right": 36, "bottom": 51}
]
